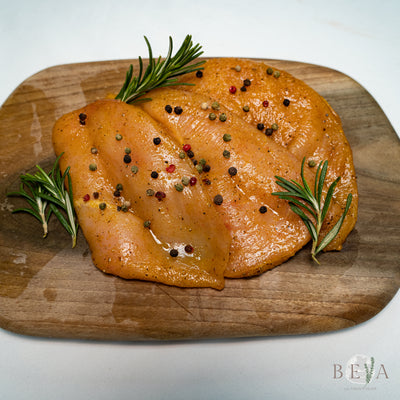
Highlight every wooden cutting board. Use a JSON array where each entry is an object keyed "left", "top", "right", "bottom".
[{"left": 0, "top": 59, "right": 399, "bottom": 341}]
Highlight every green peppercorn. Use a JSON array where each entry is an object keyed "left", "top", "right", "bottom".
[
  {"left": 243, "top": 105, "right": 250, "bottom": 112},
  {"left": 91, "top": 147, "right": 98, "bottom": 154},
  {"left": 125, "top": 147, "right": 131, "bottom": 154},
  {"left": 179, "top": 152, "right": 186, "bottom": 159},
  {"left": 199, "top": 158, "right": 206, "bottom": 166},
  {"left": 223, "top": 149, "right": 231, "bottom": 158},
  {"left": 271, "top": 123, "right": 279, "bottom": 131},
  {"left": 211, "top": 101, "right": 220, "bottom": 110},
  {"left": 116, "top": 183, "right": 123, "bottom": 191},
  {"left": 223, "top": 134, "right": 232, "bottom": 142},
  {"left": 143, "top": 220, "right": 151, "bottom": 228},
  {"left": 181, "top": 176, "right": 190, "bottom": 186},
  {"left": 196, "top": 164, "right": 203, "bottom": 173},
  {"left": 273, "top": 71, "right": 280, "bottom": 78},
  {"left": 131, "top": 165, "right": 138, "bottom": 174},
  {"left": 115, "top": 133, "right": 122, "bottom": 141},
  {"left": 89, "top": 163, "right": 97, "bottom": 171},
  {"left": 235, "top": 65, "right": 241, "bottom": 72},
  {"left": 219, "top": 113, "right": 227, "bottom": 122},
  {"left": 267, "top": 67, "right": 273, "bottom": 75},
  {"left": 99, "top": 202, "right": 106, "bottom": 210},
  {"left": 146, "top": 189, "right": 155, "bottom": 196},
  {"left": 209, "top": 112, "right": 217, "bottom": 120},
  {"left": 308, "top": 160, "right": 317, "bottom": 168},
  {"left": 175, "top": 183, "right": 184, "bottom": 192}
]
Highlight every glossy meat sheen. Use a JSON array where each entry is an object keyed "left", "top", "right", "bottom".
[
  {"left": 53, "top": 100, "right": 231, "bottom": 289},
  {"left": 181, "top": 58, "right": 358, "bottom": 250}
]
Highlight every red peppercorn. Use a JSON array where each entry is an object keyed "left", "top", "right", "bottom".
[
  {"left": 166, "top": 164, "right": 176, "bottom": 173},
  {"left": 155, "top": 191, "right": 166, "bottom": 201},
  {"left": 263, "top": 100, "right": 269, "bottom": 107},
  {"left": 184, "top": 244, "right": 194, "bottom": 253},
  {"left": 229, "top": 86, "right": 237, "bottom": 94},
  {"left": 183, "top": 144, "right": 191, "bottom": 152},
  {"left": 83, "top": 194, "right": 90, "bottom": 202},
  {"left": 189, "top": 177, "right": 197, "bottom": 186}
]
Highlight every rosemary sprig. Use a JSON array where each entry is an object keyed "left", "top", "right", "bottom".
[
  {"left": 7, "top": 154, "right": 78, "bottom": 247},
  {"left": 115, "top": 34, "right": 205, "bottom": 104},
  {"left": 272, "top": 158, "right": 352, "bottom": 263}
]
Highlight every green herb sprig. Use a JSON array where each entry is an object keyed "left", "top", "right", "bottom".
[
  {"left": 7, "top": 154, "right": 78, "bottom": 247},
  {"left": 115, "top": 34, "right": 205, "bottom": 104},
  {"left": 272, "top": 158, "right": 352, "bottom": 263}
]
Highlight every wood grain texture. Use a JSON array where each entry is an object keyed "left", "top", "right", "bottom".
[{"left": 0, "top": 59, "right": 399, "bottom": 341}]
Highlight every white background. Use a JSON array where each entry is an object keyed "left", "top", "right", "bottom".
[{"left": 1, "top": 0, "right": 399, "bottom": 398}]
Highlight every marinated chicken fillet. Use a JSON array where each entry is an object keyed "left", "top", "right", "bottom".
[{"left": 52, "top": 58, "right": 358, "bottom": 288}]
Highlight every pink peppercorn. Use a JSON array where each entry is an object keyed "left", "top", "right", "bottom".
[
  {"left": 83, "top": 194, "right": 90, "bottom": 202},
  {"left": 166, "top": 164, "right": 176, "bottom": 173},
  {"left": 263, "top": 100, "right": 269, "bottom": 107},
  {"left": 189, "top": 177, "right": 197, "bottom": 186},
  {"left": 229, "top": 86, "right": 237, "bottom": 94},
  {"left": 183, "top": 144, "right": 191, "bottom": 152}
]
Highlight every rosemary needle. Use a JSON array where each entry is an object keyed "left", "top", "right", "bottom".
[
  {"left": 115, "top": 34, "right": 205, "bottom": 104},
  {"left": 7, "top": 154, "right": 78, "bottom": 248},
  {"left": 272, "top": 158, "right": 352, "bottom": 263}
]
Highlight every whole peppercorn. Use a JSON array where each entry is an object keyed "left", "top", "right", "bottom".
[
  {"left": 115, "top": 133, "right": 122, "bottom": 141},
  {"left": 263, "top": 100, "right": 269, "bottom": 107},
  {"left": 143, "top": 220, "right": 151, "bottom": 228},
  {"left": 123, "top": 154, "right": 132, "bottom": 164},
  {"left": 199, "top": 158, "right": 206, "bottom": 166},
  {"left": 183, "top": 144, "right": 191, "bottom": 152},
  {"left": 223, "top": 149, "right": 231, "bottom": 158},
  {"left": 228, "top": 166, "right": 238, "bottom": 176},
  {"left": 91, "top": 147, "right": 98, "bottom": 154},
  {"left": 308, "top": 160, "right": 317, "bottom": 167},
  {"left": 213, "top": 194, "right": 223, "bottom": 205},
  {"left": 93, "top": 192, "right": 99, "bottom": 199},
  {"left": 131, "top": 165, "right": 139, "bottom": 174},
  {"left": 283, "top": 99, "right": 290, "bottom": 107},
  {"left": 273, "top": 71, "right": 281, "bottom": 78},
  {"left": 125, "top": 147, "right": 131, "bottom": 154},
  {"left": 174, "top": 106, "right": 183, "bottom": 115},
  {"left": 166, "top": 164, "right": 176, "bottom": 173},
  {"left": 211, "top": 101, "right": 220, "bottom": 110},
  {"left": 219, "top": 113, "right": 227, "bottom": 122},
  {"left": 196, "top": 164, "right": 203, "bottom": 173},
  {"left": 243, "top": 105, "right": 250, "bottom": 112},
  {"left": 99, "top": 202, "right": 106, "bottom": 210},
  {"left": 175, "top": 183, "right": 184, "bottom": 192},
  {"left": 267, "top": 67, "right": 273, "bottom": 75},
  {"left": 202, "top": 178, "right": 211, "bottom": 185},
  {"left": 209, "top": 112, "right": 217, "bottom": 120},
  {"left": 181, "top": 176, "right": 190, "bottom": 186},
  {"left": 184, "top": 244, "right": 194, "bottom": 253},
  {"left": 89, "top": 163, "right": 97, "bottom": 171},
  {"left": 83, "top": 194, "right": 90, "bottom": 202},
  {"left": 203, "top": 164, "right": 211, "bottom": 173},
  {"left": 201, "top": 102, "right": 208, "bottom": 110},
  {"left": 223, "top": 133, "right": 232, "bottom": 142},
  {"left": 187, "top": 150, "right": 195, "bottom": 158},
  {"left": 240, "top": 86, "right": 247, "bottom": 92},
  {"left": 113, "top": 190, "right": 121, "bottom": 197},
  {"left": 146, "top": 189, "right": 155, "bottom": 196},
  {"left": 179, "top": 152, "right": 186, "bottom": 159},
  {"left": 165, "top": 105, "right": 173, "bottom": 113},
  {"left": 170, "top": 249, "right": 179, "bottom": 257},
  {"left": 155, "top": 191, "right": 166, "bottom": 201},
  {"left": 196, "top": 70, "right": 203, "bottom": 78},
  {"left": 271, "top": 123, "right": 279, "bottom": 131},
  {"left": 257, "top": 123, "right": 265, "bottom": 131},
  {"left": 79, "top": 113, "right": 87, "bottom": 122},
  {"left": 234, "top": 65, "right": 241, "bottom": 72},
  {"left": 116, "top": 183, "right": 123, "bottom": 191},
  {"left": 153, "top": 137, "right": 161, "bottom": 145},
  {"left": 151, "top": 171, "right": 159, "bottom": 179},
  {"left": 259, "top": 206, "right": 268, "bottom": 214},
  {"left": 265, "top": 128, "right": 273, "bottom": 136},
  {"left": 192, "top": 159, "right": 198, "bottom": 166},
  {"left": 229, "top": 86, "right": 237, "bottom": 94},
  {"left": 189, "top": 177, "right": 197, "bottom": 186},
  {"left": 243, "top": 79, "right": 251, "bottom": 87}
]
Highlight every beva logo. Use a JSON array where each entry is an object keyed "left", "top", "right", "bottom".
[{"left": 333, "top": 354, "right": 389, "bottom": 387}]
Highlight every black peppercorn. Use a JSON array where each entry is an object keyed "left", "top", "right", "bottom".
[
  {"left": 151, "top": 171, "right": 159, "bottom": 179},
  {"left": 283, "top": 99, "right": 290, "bottom": 107},
  {"left": 265, "top": 128, "right": 273, "bottom": 136},
  {"left": 187, "top": 150, "right": 194, "bottom": 158},
  {"left": 170, "top": 249, "right": 179, "bottom": 257},
  {"left": 123, "top": 154, "right": 131, "bottom": 164},
  {"left": 196, "top": 70, "right": 203, "bottom": 78},
  {"left": 257, "top": 123, "right": 265, "bottom": 131},
  {"left": 259, "top": 206, "right": 268, "bottom": 214},
  {"left": 153, "top": 137, "right": 161, "bottom": 145},
  {"left": 228, "top": 167, "right": 237, "bottom": 176},
  {"left": 165, "top": 105, "right": 172, "bottom": 113},
  {"left": 213, "top": 194, "right": 223, "bottom": 205},
  {"left": 243, "top": 79, "right": 251, "bottom": 86},
  {"left": 240, "top": 86, "right": 247, "bottom": 92},
  {"left": 174, "top": 106, "right": 183, "bottom": 115},
  {"left": 203, "top": 164, "right": 211, "bottom": 173}
]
